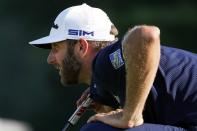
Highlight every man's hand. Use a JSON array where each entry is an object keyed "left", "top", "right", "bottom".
[
  {"left": 87, "top": 109, "right": 143, "bottom": 129},
  {"left": 76, "top": 88, "right": 90, "bottom": 107},
  {"left": 91, "top": 102, "right": 114, "bottom": 113},
  {"left": 76, "top": 88, "right": 114, "bottom": 113}
]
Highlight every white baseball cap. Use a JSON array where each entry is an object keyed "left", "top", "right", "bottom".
[{"left": 29, "top": 3, "right": 115, "bottom": 48}]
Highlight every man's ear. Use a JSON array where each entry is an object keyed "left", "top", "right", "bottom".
[{"left": 76, "top": 38, "right": 89, "bottom": 57}]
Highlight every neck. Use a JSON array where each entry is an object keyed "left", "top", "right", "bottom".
[
  {"left": 79, "top": 68, "right": 92, "bottom": 85},
  {"left": 79, "top": 50, "right": 98, "bottom": 85}
]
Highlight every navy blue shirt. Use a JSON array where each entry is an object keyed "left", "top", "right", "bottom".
[{"left": 90, "top": 39, "right": 197, "bottom": 129}]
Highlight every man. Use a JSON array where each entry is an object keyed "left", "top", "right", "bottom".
[
  {"left": 29, "top": 3, "right": 118, "bottom": 115},
  {"left": 80, "top": 26, "right": 197, "bottom": 131},
  {"left": 29, "top": 3, "right": 118, "bottom": 86}
]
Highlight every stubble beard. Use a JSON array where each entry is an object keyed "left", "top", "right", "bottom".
[{"left": 61, "top": 47, "right": 82, "bottom": 86}]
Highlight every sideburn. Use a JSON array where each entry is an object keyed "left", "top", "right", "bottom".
[{"left": 62, "top": 40, "right": 82, "bottom": 85}]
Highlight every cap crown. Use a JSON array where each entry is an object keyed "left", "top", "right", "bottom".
[{"left": 29, "top": 3, "right": 115, "bottom": 47}]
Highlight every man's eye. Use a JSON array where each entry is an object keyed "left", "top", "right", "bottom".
[
  {"left": 51, "top": 44, "right": 59, "bottom": 51},
  {"left": 52, "top": 47, "right": 58, "bottom": 53}
]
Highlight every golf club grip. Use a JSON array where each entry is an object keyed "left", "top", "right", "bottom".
[{"left": 62, "top": 95, "right": 93, "bottom": 131}]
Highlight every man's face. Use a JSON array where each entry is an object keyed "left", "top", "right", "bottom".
[{"left": 47, "top": 40, "right": 81, "bottom": 86}]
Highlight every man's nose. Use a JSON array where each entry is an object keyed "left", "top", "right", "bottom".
[{"left": 47, "top": 51, "right": 56, "bottom": 64}]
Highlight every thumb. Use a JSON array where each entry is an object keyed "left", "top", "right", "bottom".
[{"left": 87, "top": 113, "right": 106, "bottom": 123}]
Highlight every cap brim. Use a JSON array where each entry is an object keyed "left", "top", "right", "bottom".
[{"left": 29, "top": 35, "right": 67, "bottom": 49}]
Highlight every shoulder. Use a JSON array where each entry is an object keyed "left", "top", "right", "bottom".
[
  {"left": 158, "top": 45, "right": 197, "bottom": 99},
  {"left": 160, "top": 45, "right": 197, "bottom": 68},
  {"left": 93, "top": 38, "right": 124, "bottom": 70},
  {"left": 99, "top": 38, "right": 122, "bottom": 56}
]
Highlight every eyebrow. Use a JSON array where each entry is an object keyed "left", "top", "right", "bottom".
[{"left": 52, "top": 44, "right": 59, "bottom": 48}]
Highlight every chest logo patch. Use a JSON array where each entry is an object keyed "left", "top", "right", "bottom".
[{"left": 109, "top": 49, "right": 124, "bottom": 69}]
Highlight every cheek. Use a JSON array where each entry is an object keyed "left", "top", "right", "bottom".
[{"left": 56, "top": 52, "right": 67, "bottom": 65}]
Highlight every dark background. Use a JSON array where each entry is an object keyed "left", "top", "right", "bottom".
[{"left": 0, "top": 0, "right": 196, "bottom": 131}]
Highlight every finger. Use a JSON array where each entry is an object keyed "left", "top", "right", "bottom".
[
  {"left": 76, "top": 88, "right": 90, "bottom": 106},
  {"left": 76, "top": 99, "right": 83, "bottom": 107},
  {"left": 87, "top": 113, "right": 106, "bottom": 123},
  {"left": 87, "top": 113, "right": 124, "bottom": 128},
  {"left": 87, "top": 115, "right": 96, "bottom": 123},
  {"left": 84, "top": 87, "right": 90, "bottom": 94},
  {"left": 76, "top": 99, "right": 81, "bottom": 107},
  {"left": 87, "top": 111, "right": 123, "bottom": 128},
  {"left": 76, "top": 94, "right": 87, "bottom": 107}
]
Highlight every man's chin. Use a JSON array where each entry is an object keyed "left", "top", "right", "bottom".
[{"left": 60, "top": 78, "right": 78, "bottom": 86}]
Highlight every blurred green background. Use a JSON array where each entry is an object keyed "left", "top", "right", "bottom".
[{"left": 0, "top": 0, "right": 196, "bottom": 131}]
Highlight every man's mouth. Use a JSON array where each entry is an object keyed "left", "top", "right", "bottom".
[
  {"left": 54, "top": 64, "right": 60, "bottom": 70},
  {"left": 58, "top": 67, "right": 63, "bottom": 76},
  {"left": 53, "top": 65, "right": 62, "bottom": 75}
]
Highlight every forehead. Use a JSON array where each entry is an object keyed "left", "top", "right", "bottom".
[{"left": 51, "top": 41, "right": 66, "bottom": 48}]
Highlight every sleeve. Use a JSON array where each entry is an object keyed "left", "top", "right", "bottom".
[
  {"left": 89, "top": 40, "right": 123, "bottom": 109},
  {"left": 90, "top": 76, "right": 120, "bottom": 109}
]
